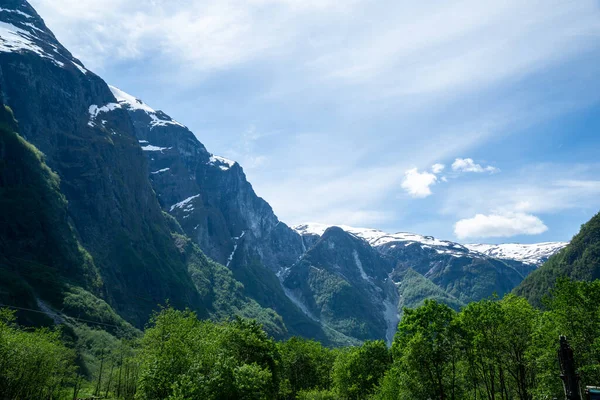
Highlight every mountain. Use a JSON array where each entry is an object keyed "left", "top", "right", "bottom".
[
  {"left": 288, "top": 223, "right": 561, "bottom": 341},
  {"left": 0, "top": 0, "right": 285, "bottom": 337},
  {"left": 0, "top": 0, "right": 575, "bottom": 347},
  {"left": 465, "top": 242, "right": 567, "bottom": 266},
  {"left": 294, "top": 223, "right": 539, "bottom": 303},
  {"left": 282, "top": 227, "right": 398, "bottom": 344},
  {"left": 514, "top": 211, "right": 600, "bottom": 306},
  {"left": 107, "top": 85, "right": 346, "bottom": 344}
]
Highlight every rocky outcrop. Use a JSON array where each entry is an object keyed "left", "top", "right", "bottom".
[{"left": 282, "top": 227, "right": 399, "bottom": 344}]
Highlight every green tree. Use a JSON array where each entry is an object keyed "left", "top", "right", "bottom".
[
  {"left": 498, "top": 295, "right": 538, "bottom": 400},
  {"left": 546, "top": 279, "right": 600, "bottom": 387},
  {"left": 135, "top": 307, "right": 280, "bottom": 400},
  {"left": 332, "top": 340, "right": 390, "bottom": 400},
  {"left": 278, "top": 337, "right": 336, "bottom": 398},
  {"left": 0, "top": 308, "right": 76, "bottom": 399},
  {"left": 391, "top": 299, "right": 463, "bottom": 400}
]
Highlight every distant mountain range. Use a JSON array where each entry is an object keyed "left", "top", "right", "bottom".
[
  {"left": 293, "top": 223, "right": 566, "bottom": 266},
  {"left": 0, "top": 0, "right": 574, "bottom": 345}
]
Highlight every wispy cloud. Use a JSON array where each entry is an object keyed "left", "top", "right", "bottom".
[
  {"left": 452, "top": 158, "right": 499, "bottom": 174},
  {"left": 431, "top": 163, "right": 445, "bottom": 174}
]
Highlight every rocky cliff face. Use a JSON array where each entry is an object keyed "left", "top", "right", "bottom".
[
  {"left": 282, "top": 227, "right": 399, "bottom": 344},
  {"left": 107, "top": 86, "right": 343, "bottom": 342},
  {"left": 0, "top": 0, "right": 206, "bottom": 326}
]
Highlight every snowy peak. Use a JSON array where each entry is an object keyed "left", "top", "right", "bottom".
[
  {"left": 208, "top": 155, "right": 236, "bottom": 171},
  {"left": 294, "top": 223, "right": 467, "bottom": 251},
  {"left": 465, "top": 242, "right": 568, "bottom": 266},
  {"left": 108, "top": 85, "right": 185, "bottom": 129},
  {"left": 109, "top": 86, "right": 156, "bottom": 114},
  {"left": 0, "top": 2, "right": 89, "bottom": 73},
  {"left": 293, "top": 223, "right": 567, "bottom": 266}
]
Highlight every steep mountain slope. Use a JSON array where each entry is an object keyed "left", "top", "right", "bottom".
[
  {"left": 0, "top": 0, "right": 285, "bottom": 335},
  {"left": 514, "top": 211, "right": 600, "bottom": 306},
  {"left": 102, "top": 86, "right": 340, "bottom": 343},
  {"left": 0, "top": 103, "right": 132, "bottom": 332},
  {"left": 282, "top": 227, "right": 399, "bottom": 343},
  {"left": 391, "top": 268, "right": 464, "bottom": 316}
]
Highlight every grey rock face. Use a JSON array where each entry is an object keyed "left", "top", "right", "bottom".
[
  {"left": 282, "top": 227, "right": 399, "bottom": 343},
  {"left": 0, "top": 1, "right": 203, "bottom": 326}
]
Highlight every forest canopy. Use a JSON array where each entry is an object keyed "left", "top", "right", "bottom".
[{"left": 1, "top": 278, "right": 599, "bottom": 399}]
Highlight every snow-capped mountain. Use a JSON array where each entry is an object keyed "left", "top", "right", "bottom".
[
  {"left": 292, "top": 223, "right": 536, "bottom": 322},
  {"left": 465, "top": 243, "right": 568, "bottom": 266},
  {"left": 293, "top": 223, "right": 566, "bottom": 266}
]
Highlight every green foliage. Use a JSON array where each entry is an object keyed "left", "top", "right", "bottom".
[
  {"left": 173, "top": 233, "right": 288, "bottom": 338},
  {"left": 135, "top": 307, "right": 280, "bottom": 400},
  {"left": 278, "top": 337, "right": 336, "bottom": 398},
  {"left": 545, "top": 279, "right": 600, "bottom": 386},
  {"left": 332, "top": 340, "right": 390, "bottom": 399},
  {"left": 515, "top": 211, "right": 600, "bottom": 306},
  {"left": 0, "top": 105, "right": 101, "bottom": 310},
  {"left": 296, "top": 389, "right": 338, "bottom": 400},
  {"left": 62, "top": 285, "right": 138, "bottom": 336},
  {"left": 4, "top": 279, "right": 600, "bottom": 400},
  {"left": 390, "top": 299, "right": 463, "bottom": 400},
  {"left": 0, "top": 308, "right": 76, "bottom": 399}
]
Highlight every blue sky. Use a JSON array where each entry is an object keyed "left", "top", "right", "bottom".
[{"left": 30, "top": 0, "right": 600, "bottom": 243}]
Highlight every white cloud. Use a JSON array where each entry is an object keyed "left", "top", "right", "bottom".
[
  {"left": 452, "top": 158, "right": 499, "bottom": 173},
  {"left": 454, "top": 212, "right": 548, "bottom": 239},
  {"left": 401, "top": 168, "right": 438, "bottom": 198},
  {"left": 431, "top": 163, "right": 445, "bottom": 174}
]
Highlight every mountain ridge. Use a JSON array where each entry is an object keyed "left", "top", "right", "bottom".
[{"left": 293, "top": 223, "right": 566, "bottom": 266}]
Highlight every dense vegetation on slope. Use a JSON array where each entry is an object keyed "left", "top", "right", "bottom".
[
  {"left": 283, "top": 227, "right": 396, "bottom": 342},
  {"left": 514, "top": 211, "right": 600, "bottom": 306},
  {"left": 0, "top": 104, "right": 117, "bottom": 325},
  {"left": 3, "top": 278, "right": 599, "bottom": 399},
  {"left": 392, "top": 268, "right": 465, "bottom": 316},
  {"left": 172, "top": 233, "right": 287, "bottom": 338}
]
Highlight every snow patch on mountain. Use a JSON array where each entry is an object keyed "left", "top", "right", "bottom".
[
  {"left": 169, "top": 194, "right": 200, "bottom": 212},
  {"left": 227, "top": 231, "right": 246, "bottom": 267},
  {"left": 108, "top": 85, "right": 185, "bottom": 129},
  {"left": 0, "top": 21, "right": 64, "bottom": 67},
  {"left": 294, "top": 223, "right": 469, "bottom": 256},
  {"left": 208, "top": 155, "right": 236, "bottom": 171},
  {"left": 293, "top": 223, "right": 567, "bottom": 265},
  {"left": 0, "top": 8, "right": 33, "bottom": 19},
  {"left": 141, "top": 144, "right": 171, "bottom": 152},
  {"left": 0, "top": 7, "right": 92, "bottom": 74},
  {"left": 465, "top": 242, "right": 567, "bottom": 265}
]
